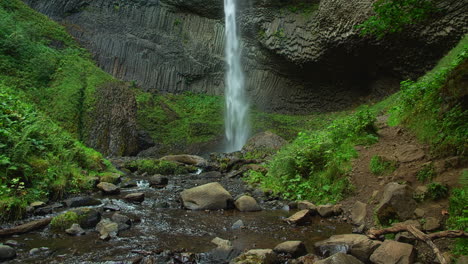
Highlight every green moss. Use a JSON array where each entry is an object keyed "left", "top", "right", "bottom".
[
  {"left": 50, "top": 211, "right": 79, "bottom": 231},
  {"left": 369, "top": 155, "right": 397, "bottom": 176}
]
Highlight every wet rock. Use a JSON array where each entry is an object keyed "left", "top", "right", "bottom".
[
  {"left": 4, "top": 240, "right": 20, "bottom": 247},
  {"left": 295, "top": 254, "right": 321, "bottom": 264},
  {"left": 422, "top": 217, "right": 441, "bottom": 231},
  {"left": 376, "top": 183, "right": 417, "bottom": 225},
  {"left": 154, "top": 201, "right": 170, "bottom": 209},
  {"left": 180, "top": 182, "right": 233, "bottom": 210},
  {"left": 96, "top": 218, "right": 119, "bottom": 240},
  {"left": 200, "top": 171, "right": 222, "bottom": 178},
  {"left": 111, "top": 213, "right": 131, "bottom": 231},
  {"left": 103, "top": 204, "right": 121, "bottom": 212},
  {"left": 97, "top": 182, "right": 120, "bottom": 195},
  {"left": 242, "top": 131, "right": 287, "bottom": 153},
  {"left": 315, "top": 234, "right": 382, "bottom": 262},
  {"left": 0, "top": 245, "right": 16, "bottom": 261},
  {"left": 120, "top": 178, "right": 138, "bottom": 188},
  {"left": 74, "top": 208, "right": 101, "bottom": 228},
  {"left": 232, "top": 220, "right": 244, "bottom": 230},
  {"left": 283, "top": 209, "right": 312, "bottom": 225},
  {"left": 317, "top": 204, "right": 336, "bottom": 217},
  {"left": 161, "top": 154, "right": 207, "bottom": 167},
  {"left": 34, "top": 203, "right": 63, "bottom": 215},
  {"left": 64, "top": 196, "right": 101, "bottom": 208},
  {"left": 30, "top": 201, "right": 46, "bottom": 208},
  {"left": 124, "top": 192, "right": 145, "bottom": 203},
  {"left": 231, "top": 249, "right": 278, "bottom": 264},
  {"left": 350, "top": 201, "right": 367, "bottom": 226},
  {"left": 65, "top": 223, "right": 85, "bottom": 236},
  {"left": 369, "top": 240, "right": 414, "bottom": 264},
  {"left": 315, "top": 253, "right": 364, "bottom": 264},
  {"left": 29, "top": 248, "right": 40, "bottom": 256},
  {"left": 149, "top": 175, "right": 169, "bottom": 188},
  {"left": 234, "top": 195, "right": 261, "bottom": 212},
  {"left": 297, "top": 201, "right": 317, "bottom": 211},
  {"left": 274, "top": 241, "right": 307, "bottom": 258}
]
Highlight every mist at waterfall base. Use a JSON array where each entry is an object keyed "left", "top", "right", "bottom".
[{"left": 224, "top": 0, "right": 250, "bottom": 153}]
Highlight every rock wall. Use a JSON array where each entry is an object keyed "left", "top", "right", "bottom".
[{"left": 24, "top": 0, "right": 467, "bottom": 113}]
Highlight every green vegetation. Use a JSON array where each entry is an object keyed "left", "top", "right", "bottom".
[
  {"left": 447, "top": 171, "right": 468, "bottom": 256},
  {"left": 50, "top": 211, "right": 79, "bottom": 231},
  {"left": 416, "top": 163, "right": 435, "bottom": 182},
  {"left": 357, "top": 0, "right": 436, "bottom": 39},
  {"left": 124, "top": 159, "right": 195, "bottom": 175},
  {"left": 426, "top": 182, "right": 448, "bottom": 200},
  {"left": 369, "top": 155, "right": 397, "bottom": 176},
  {"left": 388, "top": 35, "right": 468, "bottom": 157},
  {"left": 246, "top": 106, "right": 377, "bottom": 203},
  {"left": 281, "top": 1, "right": 319, "bottom": 18},
  {"left": 0, "top": 0, "right": 117, "bottom": 221}
]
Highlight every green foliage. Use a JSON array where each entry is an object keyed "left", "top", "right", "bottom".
[
  {"left": 388, "top": 36, "right": 468, "bottom": 157},
  {"left": 124, "top": 159, "right": 194, "bottom": 175},
  {"left": 426, "top": 182, "right": 448, "bottom": 200},
  {"left": 0, "top": 87, "right": 115, "bottom": 221},
  {"left": 416, "top": 163, "right": 435, "bottom": 182},
  {"left": 247, "top": 106, "right": 377, "bottom": 203},
  {"left": 369, "top": 155, "right": 397, "bottom": 175},
  {"left": 50, "top": 211, "right": 79, "bottom": 231},
  {"left": 357, "top": 0, "right": 436, "bottom": 39},
  {"left": 447, "top": 171, "right": 467, "bottom": 256}
]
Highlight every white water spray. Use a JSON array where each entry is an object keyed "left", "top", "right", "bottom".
[{"left": 224, "top": 0, "right": 249, "bottom": 152}]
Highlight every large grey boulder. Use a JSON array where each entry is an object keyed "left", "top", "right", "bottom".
[
  {"left": 376, "top": 183, "right": 417, "bottom": 225},
  {"left": 315, "top": 234, "right": 382, "bottom": 262},
  {"left": 316, "top": 253, "right": 364, "bottom": 264},
  {"left": 0, "top": 245, "right": 16, "bottom": 261},
  {"left": 242, "top": 131, "right": 287, "bottom": 153},
  {"left": 369, "top": 240, "right": 414, "bottom": 264},
  {"left": 180, "top": 182, "right": 233, "bottom": 210},
  {"left": 97, "top": 182, "right": 120, "bottom": 195},
  {"left": 234, "top": 195, "right": 262, "bottom": 212}
]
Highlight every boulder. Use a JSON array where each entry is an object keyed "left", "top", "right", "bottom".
[
  {"left": 283, "top": 210, "right": 312, "bottom": 225},
  {"left": 124, "top": 192, "right": 145, "bottom": 203},
  {"left": 96, "top": 218, "right": 119, "bottom": 240},
  {"left": 376, "top": 183, "right": 417, "bottom": 225},
  {"left": 96, "top": 182, "right": 120, "bottom": 195},
  {"left": 315, "top": 234, "right": 382, "bottom": 262},
  {"left": 242, "top": 131, "right": 287, "bottom": 153},
  {"left": 315, "top": 253, "right": 364, "bottom": 264},
  {"left": 30, "top": 201, "right": 46, "bottom": 208},
  {"left": 65, "top": 223, "right": 85, "bottom": 236},
  {"left": 74, "top": 208, "right": 101, "bottom": 228},
  {"left": 234, "top": 195, "right": 261, "bottom": 212},
  {"left": 0, "top": 245, "right": 16, "bottom": 261},
  {"left": 351, "top": 201, "right": 367, "bottom": 226},
  {"left": 160, "top": 154, "right": 207, "bottom": 167},
  {"left": 230, "top": 249, "right": 278, "bottom": 264},
  {"left": 211, "top": 237, "right": 239, "bottom": 263},
  {"left": 232, "top": 219, "right": 244, "bottom": 230},
  {"left": 317, "top": 204, "right": 336, "bottom": 217},
  {"left": 64, "top": 196, "right": 101, "bottom": 208},
  {"left": 111, "top": 212, "right": 132, "bottom": 231},
  {"left": 369, "top": 240, "right": 414, "bottom": 264},
  {"left": 180, "top": 182, "right": 233, "bottom": 210},
  {"left": 297, "top": 201, "right": 317, "bottom": 211},
  {"left": 212, "top": 237, "right": 232, "bottom": 248},
  {"left": 273, "top": 241, "right": 307, "bottom": 258},
  {"left": 34, "top": 202, "right": 64, "bottom": 215},
  {"left": 149, "top": 175, "right": 169, "bottom": 188},
  {"left": 422, "top": 217, "right": 440, "bottom": 231}
]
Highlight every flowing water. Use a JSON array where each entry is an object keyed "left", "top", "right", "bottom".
[
  {"left": 224, "top": 0, "right": 250, "bottom": 152},
  {"left": 3, "top": 171, "right": 352, "bottom": 264}
]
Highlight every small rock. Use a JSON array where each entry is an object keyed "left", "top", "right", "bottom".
[
  {"left": 111, "top": 213, "right": 132, "bottom": 231},
  {"left": 317, "top": 204, "right": 335, "bottom": 217},
  {"left": 352, "top": 224, "right": 366, "bottom": 234},
  {"left": 284, "top": 210, "right": 312, "bottom": 225},
  {"left": 103, "top": 204, "right": 121, "bottom": 211},
  {"left": 0, "top": 245, "right": 16, "bottom": 261},
  {"left": 120, "top": 178, "right": 138, "bottom": 188},
  {"left": 4, "top": 240, "right": 20, "bottom": 247},
  {"left": 351, "top": 201, "right": 367, "bottom": 226},
  {"left": 414, "top": 208, "right": 425, "bottom": 218},
  {"left": 65, "top": 223, "right": 85, "bottom": 236},
  {"left": 97, "top": 182, "right": 120, "bottom": 195},
  {"left": 297, "top": 201, "right": 317, "bottom": 211},
  {"left": 212, "top": 237, "right": 232, "bottom": 248},
  {"left": 149, "top": 175, "right": 169, "bottom": 188},
  {"left": 124, "top": 192, "right": 145, "bottom": 203},
  {"left": 395, "top": 231, "right": 415, "bottom": 244},
  {"left": 96, "top": 218, "right": 119, "bottom": 240},
  {"left": 154, "top": 201, "right": 170, "bottom": 208},
  {"left": 232, "top": 219, "right": 244, "bottom": 230},
  {"left": 274, "top": 241, "right": 307, "bottom": 258},
  {"left": 423, "top": 217, "right": 440, "bottom": 231},
  {"left": 315, "top": 234, "right": 382, "bottom": 262},
  {"left": 231, "top": 249, "right": 278, "bottom": 264},
  {"left": 30, "top": 201, "right": 46, "bottom": 208},
  {"left": 29, "top": 248, "right": 40, "bottom": 256},
  {"left": 369, "top": 240, "right": 414, "bottom": 264},
  {"left": 234, "top": 195, "right": 261, "bottom": 212},
  {"left": 64, "top": 196, "right": 102, "bottom": 208},
  {"left": 315, "top": 253, "right": 364, "bottom": 264}
]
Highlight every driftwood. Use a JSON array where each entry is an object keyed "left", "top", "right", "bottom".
[
  {"left": 0, "top": 217, "right": 52, "bottom": 237},
  {"left": 367, "top": 224, "right": 467, "bottom": 264}
]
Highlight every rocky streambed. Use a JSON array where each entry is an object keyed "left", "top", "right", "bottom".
[{"left": 0, "top": 155, "right": 353, "bottom": 264}]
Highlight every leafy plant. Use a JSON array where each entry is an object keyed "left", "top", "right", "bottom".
[
  {"left": 416, "top": 163, "right": 435, "bottom": 182},
  {"left": 426, "top": 182, "right": 448, "bottom": 200},
  {"left": 370, "top": 155, "right": 397, "bottom": 175}
]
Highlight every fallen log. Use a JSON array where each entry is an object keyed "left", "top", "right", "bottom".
[
  {"left": 0, "top": 217, "right": 52, "bottom": 237},
  {"left": 367, "top": 224, "right": 467, "bottom": 264}
]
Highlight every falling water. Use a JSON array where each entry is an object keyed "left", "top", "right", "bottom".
[{"left": 224, "top": 0, "right": 249, "bottom": 152}]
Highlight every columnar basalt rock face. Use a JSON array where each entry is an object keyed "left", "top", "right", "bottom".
[{"left": 24, "top": 0, "right": 467, "bottom": 113}]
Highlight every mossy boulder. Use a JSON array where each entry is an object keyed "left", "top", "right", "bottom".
[{"left": 50, "top": 208, "right": 101, "bottom": 231}]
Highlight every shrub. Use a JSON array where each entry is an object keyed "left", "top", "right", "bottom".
[
  {"left": 50, "top": 211, "right": 79, "bottom": 231},
  {"left": 416, "top": 163, "right": 435, "bottom": 182},
  {"left": 370, "top": 155, "right": 397, "bottom": 175},
  {"left": 426, "top": 182, "right": 448, "bottom": 200}
]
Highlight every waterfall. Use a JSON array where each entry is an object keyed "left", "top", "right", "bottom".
[{"left": 224, "top": 0, "right": 249, "bottom": 153}]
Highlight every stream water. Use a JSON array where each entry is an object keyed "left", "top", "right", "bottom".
[
  {"left": 2, "top": 171, "right": 352, "bottom": 264},
  {"left": 224, "top": 0, "right": 250, "bottom": 153}
]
